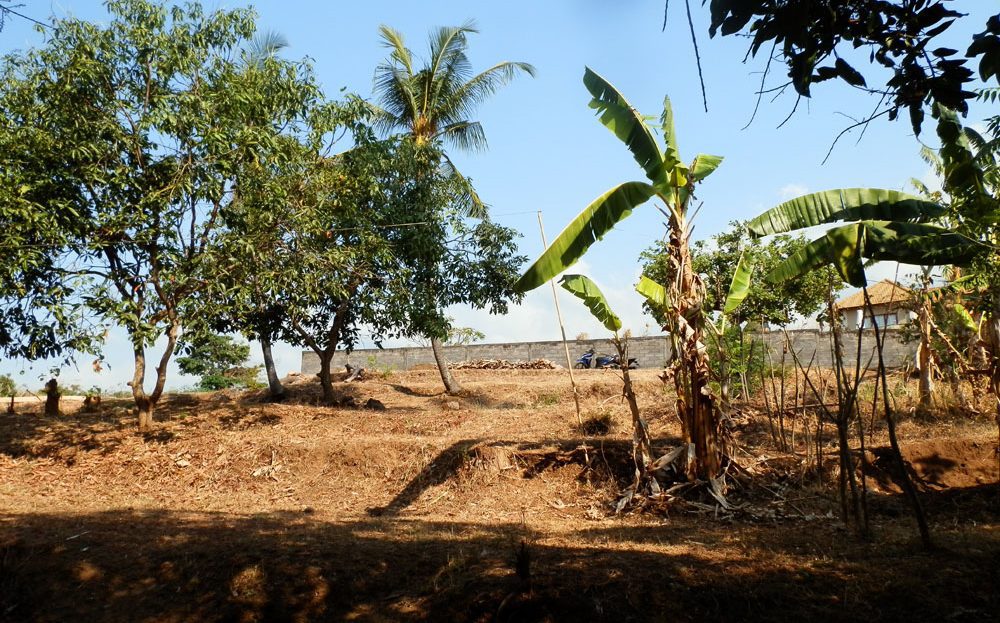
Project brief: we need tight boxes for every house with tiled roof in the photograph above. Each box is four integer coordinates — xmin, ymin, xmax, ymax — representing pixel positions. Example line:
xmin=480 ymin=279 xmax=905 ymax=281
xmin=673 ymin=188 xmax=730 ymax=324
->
xmin=835 ymin=279 xmax=916 ymax=329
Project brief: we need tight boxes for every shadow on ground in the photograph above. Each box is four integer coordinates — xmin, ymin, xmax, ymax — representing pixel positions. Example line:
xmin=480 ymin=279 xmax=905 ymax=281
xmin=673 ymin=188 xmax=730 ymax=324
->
xmin=2 ymin=509 xmax=998 ymax=622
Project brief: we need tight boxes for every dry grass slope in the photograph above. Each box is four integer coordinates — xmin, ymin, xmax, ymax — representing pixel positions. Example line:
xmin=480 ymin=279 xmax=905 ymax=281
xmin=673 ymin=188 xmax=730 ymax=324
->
xmin=0 ymin=368 xmax=997 ymax=622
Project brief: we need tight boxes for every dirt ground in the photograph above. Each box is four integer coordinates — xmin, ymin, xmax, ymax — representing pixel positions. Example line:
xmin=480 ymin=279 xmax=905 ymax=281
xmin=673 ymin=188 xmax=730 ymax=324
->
xmin=0 ymin=368 xmax=998 ymax=622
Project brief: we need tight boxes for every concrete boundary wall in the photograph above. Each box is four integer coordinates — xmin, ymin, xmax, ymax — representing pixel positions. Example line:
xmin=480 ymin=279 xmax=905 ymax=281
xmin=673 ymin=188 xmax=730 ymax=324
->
xmin=300 ymin=329 xmax=916 ymax=374
xmin=301 ymin=336 xmax=670 ymax=375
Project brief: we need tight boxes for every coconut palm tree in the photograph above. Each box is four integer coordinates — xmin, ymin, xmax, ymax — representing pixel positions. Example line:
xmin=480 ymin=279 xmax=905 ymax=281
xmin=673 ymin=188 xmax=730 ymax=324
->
xmin=371 ymin=21 xmax=534 ymax=393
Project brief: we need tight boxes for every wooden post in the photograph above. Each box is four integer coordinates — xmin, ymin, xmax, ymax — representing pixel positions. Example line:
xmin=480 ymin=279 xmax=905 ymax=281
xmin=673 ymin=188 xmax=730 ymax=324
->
xmin=537 ymin=211 xmax=584 ymax=427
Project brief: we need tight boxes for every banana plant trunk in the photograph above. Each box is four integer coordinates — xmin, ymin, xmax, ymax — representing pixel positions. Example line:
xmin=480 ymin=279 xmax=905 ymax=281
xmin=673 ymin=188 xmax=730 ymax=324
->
xmin=666 ymin=216 xmax=722 ymax=481
xmin=917 ymin=298 xmax=934 ymax=410
xmin=431 ymin=336 xmax=462 ymax=394
xmin=982 ymin=302 xmax=1000 ymax=481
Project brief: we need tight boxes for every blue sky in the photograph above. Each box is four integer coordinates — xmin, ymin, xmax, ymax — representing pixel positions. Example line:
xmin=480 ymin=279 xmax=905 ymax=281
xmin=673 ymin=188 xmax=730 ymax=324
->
xmin=1 ymin=0 xmax=996 ymax=391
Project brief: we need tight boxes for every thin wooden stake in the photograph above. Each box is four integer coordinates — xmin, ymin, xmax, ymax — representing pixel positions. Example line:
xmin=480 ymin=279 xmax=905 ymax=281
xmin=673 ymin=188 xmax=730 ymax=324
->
xmin=537 ymin=211 xmax=584 ymax=428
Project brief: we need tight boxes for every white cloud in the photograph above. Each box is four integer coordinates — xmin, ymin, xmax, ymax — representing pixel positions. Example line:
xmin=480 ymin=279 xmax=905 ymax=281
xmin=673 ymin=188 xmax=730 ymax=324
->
xmin=778 ymin=183 xmax=809 ymax=200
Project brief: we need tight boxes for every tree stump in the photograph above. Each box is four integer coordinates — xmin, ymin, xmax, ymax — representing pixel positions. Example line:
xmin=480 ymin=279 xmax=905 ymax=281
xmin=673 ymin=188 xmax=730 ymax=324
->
xmin=44 ymin=379 xmax=60 ymax=416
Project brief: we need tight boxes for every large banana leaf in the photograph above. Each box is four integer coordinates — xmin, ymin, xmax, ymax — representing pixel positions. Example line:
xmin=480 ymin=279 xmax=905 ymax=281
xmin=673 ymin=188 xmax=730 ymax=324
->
xmin=723 ymin=252 xmax=753 ymax=314
xmin=861 ymin=221 xmax=982 ymax=266
xmin=953 ymin=304 xmax=978 ymax=333
xmin=690 ymin=154 xmax=724 ymax=184
xmin=560 ymin=274 xmax=622 ymax=333
xmin=767 ymin=223 xmax=866 ymax=287
xmin=514 ymin=181 xmax=656 ymax=292
xmin=767 ymin=220 xmax=981 ymax=288
xmin=748 ymin=188 xmax=945 ymax=237
xmin=584 ymin=67 xmax=667 ymax=188
xmin=636 ymin=275 xmax=669 ymax=309
xmin=659 ymin=95 xmax=682 ymax=172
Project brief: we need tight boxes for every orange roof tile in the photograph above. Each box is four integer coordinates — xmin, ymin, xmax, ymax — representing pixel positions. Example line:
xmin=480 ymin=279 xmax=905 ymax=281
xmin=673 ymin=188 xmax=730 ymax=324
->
xmin=835 ymin=279 xmax=911 ymax=310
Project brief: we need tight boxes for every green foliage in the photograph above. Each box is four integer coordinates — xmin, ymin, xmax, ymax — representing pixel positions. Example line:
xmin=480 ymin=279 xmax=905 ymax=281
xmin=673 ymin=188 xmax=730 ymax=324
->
xmin=707 ymin=1 xmax=997 ymax=134
xmin=370 ymin=22 xmax=530 ymax=349
xmin=723 ymin=253 xmax=753 ymax=315
xmin=706 ymin=324 xmax=765 ymax=399
xmin=177 ymin=334 xmax=260 ymax=391
xmin=641 ymin=222 xmax=840 ymax=326
xmin=0 ymin=374 xmax=15 ymax=397
xmin=0 ymin=0 xmax=323 ymax=422
xmin=371 ymin=21 xmax=535 ymax=152
xmin=516 ymin=68 xmax=725 ymax=293
xmin=445 ymin=325 xmax=485 ymax=346
xmin=928 ymin=105 xmax=1000 ymax=314
xmin=515 ymin=182 xmax=655 ymax=292
xmin=196 ymin=369 xmax=262 ymax=392
xmin=178 ymin=334 xmax=251 ymax=378
xmin=747 ymin=189 xmax=945 ymax=237
xmin=748 ymin=188 xmax=979 ymax=288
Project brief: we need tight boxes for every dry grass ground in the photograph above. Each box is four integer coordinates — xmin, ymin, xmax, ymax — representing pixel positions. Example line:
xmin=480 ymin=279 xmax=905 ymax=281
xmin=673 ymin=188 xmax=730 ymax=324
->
xmin=0 ymin=368 xmax=997 ymax=622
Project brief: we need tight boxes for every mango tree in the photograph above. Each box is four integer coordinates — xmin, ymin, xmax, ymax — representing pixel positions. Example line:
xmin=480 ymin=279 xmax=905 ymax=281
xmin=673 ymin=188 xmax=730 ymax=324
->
xmin=516 ymin=68 xmax=726 ymax=482
xmin=0 ymin=0 xmax=322 ymax=430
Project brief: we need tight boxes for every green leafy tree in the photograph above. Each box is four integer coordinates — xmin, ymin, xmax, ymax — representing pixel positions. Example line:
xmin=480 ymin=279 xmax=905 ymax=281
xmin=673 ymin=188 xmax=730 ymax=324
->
xmin=641 ymin=222 xmax=840 ymax=327
xmin=516 ymin=68 xmax=728 ymax=482
xmin=177 ymin=334 xmax=259 ymax=391
xmin=191 ymin=31 xmax=322 ymax=403
xmin=0 ymin=0 xmax=321 ymax=430
xmin=444 ymin=323 xmax=485 ymax=346
xmin=0 ymin=374 xmax=15 ymax=398
xmin=370 ymin=21 xmax=534 ymax=394
xmin=222 ymin=122 xmax=440 ymax=404
xmin=389 ymin=174 xmax=525 ymax=382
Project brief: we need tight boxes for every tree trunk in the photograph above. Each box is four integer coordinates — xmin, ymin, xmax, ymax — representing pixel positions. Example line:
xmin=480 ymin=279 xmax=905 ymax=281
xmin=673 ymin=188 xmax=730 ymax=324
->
xmin=136 ymin=396 xmax=154 ymax=432
xmin=918 ymin=298 xmax=934 ymax=410
xmin=260 ymin=337 xmax=285 ymax=401
xmin=44 ymin=379 xmax=59 ymax=416
xmin=318 ymin=352 xmax=335 ymax=403
xmin=131 ymin=344 xmax=152 ymax=432
xmin=431 ymin=336 xmax=462 ymax=394
xmin=131 ymin=320 xmax=181 ymax=433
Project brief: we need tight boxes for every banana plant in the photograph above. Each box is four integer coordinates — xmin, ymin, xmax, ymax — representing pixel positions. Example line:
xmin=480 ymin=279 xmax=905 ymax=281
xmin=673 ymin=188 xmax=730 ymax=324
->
xmin=559 ymin=274 xmax=652 ymax=479
xmin=746 ymin=187 xmax=980 ymax=549
xmin=516 ymin=68 xmax=726 ymax=482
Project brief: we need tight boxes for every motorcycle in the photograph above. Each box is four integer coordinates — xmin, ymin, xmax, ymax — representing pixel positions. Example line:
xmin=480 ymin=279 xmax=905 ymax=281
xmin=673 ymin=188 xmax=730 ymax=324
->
xmin=600 ymin=353 xmax=639 ymax=369
xmin=574 ymin=349 xmax=638 ymax=369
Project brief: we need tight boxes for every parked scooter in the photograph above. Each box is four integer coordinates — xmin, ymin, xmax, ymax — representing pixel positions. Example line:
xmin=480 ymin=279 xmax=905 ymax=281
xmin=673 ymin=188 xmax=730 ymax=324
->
xmin=600 ymin=354 xmax=639 ymax=369
xmin=574 ymin=348 xmax=638 ymax=369
xmin=574 ymin=348 xmax=597 ymax=369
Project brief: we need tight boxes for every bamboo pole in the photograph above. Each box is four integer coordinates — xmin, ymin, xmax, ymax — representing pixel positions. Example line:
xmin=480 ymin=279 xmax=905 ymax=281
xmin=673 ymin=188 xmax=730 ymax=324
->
xmin=536 ymin=211 xmax=584 ymax=427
